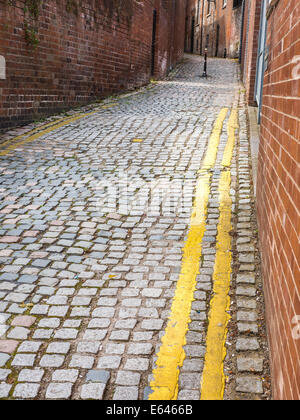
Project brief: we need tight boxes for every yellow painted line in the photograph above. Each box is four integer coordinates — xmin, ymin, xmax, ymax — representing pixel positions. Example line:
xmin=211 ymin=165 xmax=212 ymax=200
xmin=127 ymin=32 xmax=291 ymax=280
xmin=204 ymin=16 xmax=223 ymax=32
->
xmin=101 ymin=103 xmax=118 ymax=109
xmin=221 ymin=109 xmax=239 ymax=167
xmin=201 ymin=108 xmax=229 ymax=171
xmin=0 ymin=102 xmax=120 ymax=156
xmin=0 ymin=110 xmax=99 ymax=157
xmin=149 ymin=108 xmax=228 ymax=400
xmin=0 ymin=115 xmax=78 ymax=149
xmin=132 ymin=138 xmax=144 ymax=143
xmin=200 ymin=109 xmax=238 ymax=400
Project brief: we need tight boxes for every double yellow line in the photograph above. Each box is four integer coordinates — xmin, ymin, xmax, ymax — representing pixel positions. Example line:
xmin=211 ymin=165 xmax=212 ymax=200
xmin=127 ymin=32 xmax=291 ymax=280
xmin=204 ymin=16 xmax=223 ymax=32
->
xmin=149 ymin=108 xmax=238 ymax=401
xmin=0 ymin=103 xmax=118 ymax=157
xmin=201 ymin=109 xmax=238 ymax=400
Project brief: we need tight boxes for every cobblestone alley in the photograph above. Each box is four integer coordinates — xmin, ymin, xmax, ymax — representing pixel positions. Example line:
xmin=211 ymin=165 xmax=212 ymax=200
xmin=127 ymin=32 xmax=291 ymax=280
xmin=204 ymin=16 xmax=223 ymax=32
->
xmin=0 ymin=55 xmax=271 ymax=401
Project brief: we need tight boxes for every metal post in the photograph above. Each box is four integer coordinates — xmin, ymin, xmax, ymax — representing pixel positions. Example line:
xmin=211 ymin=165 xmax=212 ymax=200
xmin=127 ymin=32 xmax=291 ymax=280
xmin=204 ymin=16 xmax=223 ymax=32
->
xmin=202 ymin=48 xmax=208 ymax=78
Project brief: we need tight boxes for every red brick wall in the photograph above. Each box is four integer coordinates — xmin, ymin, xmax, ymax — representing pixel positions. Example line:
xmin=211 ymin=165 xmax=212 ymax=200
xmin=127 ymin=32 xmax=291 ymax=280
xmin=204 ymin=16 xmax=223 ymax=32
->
xmin=241 ymin=0 xmax=262 ymax=105
xmin=171 ymin=0 xmax=187 ymax=64
xmin=256 ymin=0 xmax=300 ymax=400
xmin=184 ymin=0 xmax=196 ymax=53
xmin=0 ymin=0 xmax=186 ymax=130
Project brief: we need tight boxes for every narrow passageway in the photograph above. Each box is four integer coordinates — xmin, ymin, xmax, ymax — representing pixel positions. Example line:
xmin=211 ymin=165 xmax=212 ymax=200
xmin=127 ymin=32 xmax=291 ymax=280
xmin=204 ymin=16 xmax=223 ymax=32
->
xmin=0 ymin=54 xmax=270 ymax=400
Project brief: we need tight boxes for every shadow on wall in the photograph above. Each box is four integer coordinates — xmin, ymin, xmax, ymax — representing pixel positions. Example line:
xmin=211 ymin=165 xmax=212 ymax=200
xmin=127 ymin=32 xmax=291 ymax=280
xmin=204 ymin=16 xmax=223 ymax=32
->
xmin=189 ymin=4 xmax=242 ymax=59
xmin=186 ymin=15 xmax=238 ymax=59
xmin=201 ymin=16 xmax=227 ymax=58
xmin=202 ymin=16 xmax=240 ymax=58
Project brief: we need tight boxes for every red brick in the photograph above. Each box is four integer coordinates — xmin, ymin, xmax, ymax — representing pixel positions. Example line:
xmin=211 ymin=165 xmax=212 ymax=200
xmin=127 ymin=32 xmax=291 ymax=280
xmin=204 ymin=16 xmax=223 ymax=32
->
xmin=242 ymin=0 xmax=300 ymax=400
xmin=0 ymin=0 xmax=187 ymax=130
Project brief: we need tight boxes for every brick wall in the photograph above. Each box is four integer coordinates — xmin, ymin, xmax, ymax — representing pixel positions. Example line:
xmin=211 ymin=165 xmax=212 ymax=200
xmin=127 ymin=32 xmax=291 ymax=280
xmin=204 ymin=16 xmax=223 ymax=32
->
xmin=185 ymin=0 xmax=243 ymax=58
xmin=256 ymin=0 xmax=300 ymax=400
xmin=0 ymin=0 xmax=186 ymax=130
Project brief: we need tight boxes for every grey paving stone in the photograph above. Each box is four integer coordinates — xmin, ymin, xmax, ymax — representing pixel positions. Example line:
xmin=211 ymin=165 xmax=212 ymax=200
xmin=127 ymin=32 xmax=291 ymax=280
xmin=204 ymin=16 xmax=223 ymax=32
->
xmin=139 ymin=305 xmax=160 ymax=318
xmin=115 ymin=319 xmax=137 ymax=329
xmin=97 ymin=356 xmax=121 ymax=369
xmin=12 ymin=354 xmax=35 ymax=367
xmin=18 ymin=369 xmax=45 ymax=383
xmin=236 ymin=274 xmax=255 ymax=284
xmin=77 ymin=342 xmax=101 ymax=354
xmin=18 ymin=275 xmax=38 ymax=284
xmin=237 ymin=322 xmax=259 ymax=334
xmin=105 ymin=343 xmax=125 ymax=355
xmin=182 ymin=358 xmax=204 ymax=372
xmin=236 ymin=286 xmax=256 ymax=297
xmin=109 ymin=330 xmax=130 ymax=341
xmin=7 ymin=327 xmax=30 ymax=340
xmin=83 ymin=330 xmax=107 ymax=341
xmin=184 ymin=345 xmax=205 ymax=358
xmin=141 ymin=319 xmax=164 ymax=330
xmin=237 ymin=310 xmax=257 ymax=322
xmin=46 ymin=342 xmax=71 ymax=354
xmin=236 ymin=376 xmax=263 ymax=394
xmin=38 ymin=318 xmax=60 ymax=328
xmin=13 ymin=383 xmax=40 ymax=399
xmin=92 ymin=308 xmax=115 ymax=318
xmin=81 ymin=383 xmax=106 ymax=400
xmin=237 ymin=357 xmax=264 ymax=373
xmin=88 ymin=318 xmax=111 ymax=329
xmin=0 ymin=369 xmax=11 ymax=381
xmin=52 ymin=369 xmax=79 ymax=383
xmin=97 ymin=297 xmax=118 ymax=307
xmin=179 ymin=373 xmax=202 ymax=390
xmin=236 ymin=338 xmax=260 ymax=351
xmin=0 ymin=353 xmax=11 ymax=367
xmin=40 ymin=355 xmax=65 ymax=368
xmin=45 ymin=382 xmax=73 ymax=399
xmin=86 ymin=370 xmax=110 ymax=384
xmin=118 ymin=307 xmax=138 ymax=318
xmin=54 ymin=329 xmax=78 ymax=340
xmin=178 ymin=390 xmax=200 ymax=400
xmin=132 ymin=332 xmax=153 ymax=342
xmin=30 ymin=305 xmax=49 ymax=315
xmin=128 ymin=343 xmax=152 ymax=355
xmin=124 ymin=358 xmax=149 ymax=371
xmin=113 ymin=386 xmax=139 ymax=400
xmin=0 ymin=383 xmax=12 ymax=398
xmin=116 ymin=371 xmax=141 ymax=386
xmin=69 ymin=355 xmax=94 ymax=369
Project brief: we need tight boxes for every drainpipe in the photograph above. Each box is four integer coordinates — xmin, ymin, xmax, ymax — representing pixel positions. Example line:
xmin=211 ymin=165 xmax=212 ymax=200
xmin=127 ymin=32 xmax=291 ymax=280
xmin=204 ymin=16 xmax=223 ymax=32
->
xmin=239 ymin=0 xmax=246 ymax=64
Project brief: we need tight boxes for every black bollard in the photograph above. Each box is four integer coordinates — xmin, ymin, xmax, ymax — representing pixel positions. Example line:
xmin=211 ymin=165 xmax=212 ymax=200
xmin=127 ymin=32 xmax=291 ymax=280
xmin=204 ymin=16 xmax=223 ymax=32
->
xmin=202 ymin=48 xmax=208 ymax=78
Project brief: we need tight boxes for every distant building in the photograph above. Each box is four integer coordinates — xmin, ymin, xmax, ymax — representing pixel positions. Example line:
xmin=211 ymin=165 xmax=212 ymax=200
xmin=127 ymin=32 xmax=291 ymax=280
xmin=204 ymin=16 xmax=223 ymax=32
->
xmin=185 ymin=0 xmax=243 ymax=58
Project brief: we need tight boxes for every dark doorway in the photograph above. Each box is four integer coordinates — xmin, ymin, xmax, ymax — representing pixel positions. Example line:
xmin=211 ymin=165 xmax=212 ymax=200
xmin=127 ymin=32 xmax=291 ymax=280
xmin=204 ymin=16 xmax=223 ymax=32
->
xmin=151 ymin=9 xmax=157 ymax=76
xmin=191 ymin=17 xmax=195 ymax=53
xmin=215 ymin=24 xmax=220 ymax=57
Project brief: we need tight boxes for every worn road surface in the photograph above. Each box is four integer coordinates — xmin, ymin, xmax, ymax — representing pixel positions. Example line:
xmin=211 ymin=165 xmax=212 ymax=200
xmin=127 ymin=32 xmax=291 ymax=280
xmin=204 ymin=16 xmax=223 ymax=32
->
xmin=0 ymin=54 xmax=271 ymax=400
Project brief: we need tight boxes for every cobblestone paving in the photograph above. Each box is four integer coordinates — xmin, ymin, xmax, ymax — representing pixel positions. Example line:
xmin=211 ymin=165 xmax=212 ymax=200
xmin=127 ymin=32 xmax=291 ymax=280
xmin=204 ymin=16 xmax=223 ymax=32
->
xmin=0 ymin=54 xmax=270 ymax=400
